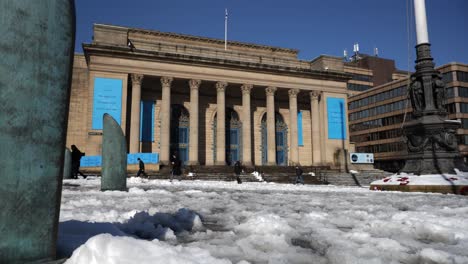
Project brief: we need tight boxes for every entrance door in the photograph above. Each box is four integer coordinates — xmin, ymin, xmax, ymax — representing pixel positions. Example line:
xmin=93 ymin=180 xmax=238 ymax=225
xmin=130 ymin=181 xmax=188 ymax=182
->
xmin=261 ymin=112 xmax=288 ymax=165
xmin=225 ymin=108 xmax=241 ymax=166
xmin=170 ymin=104 xmax=189 ymax=165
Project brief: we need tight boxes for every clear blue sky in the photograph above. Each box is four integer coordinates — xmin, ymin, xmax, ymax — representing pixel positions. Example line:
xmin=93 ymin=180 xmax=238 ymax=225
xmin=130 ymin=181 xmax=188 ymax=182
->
xmin=75 ymin=0 xmax=467 ymax=71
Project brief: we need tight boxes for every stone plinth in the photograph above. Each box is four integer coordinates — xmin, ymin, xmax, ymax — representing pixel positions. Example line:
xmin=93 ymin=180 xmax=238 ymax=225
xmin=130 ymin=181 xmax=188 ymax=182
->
xmin=370 ymin=173 xmax=468 ymax=195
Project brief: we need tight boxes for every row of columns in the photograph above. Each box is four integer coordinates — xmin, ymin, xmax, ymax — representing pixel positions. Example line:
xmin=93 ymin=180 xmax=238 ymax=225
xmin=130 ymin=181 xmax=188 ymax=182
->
xmin=128 ymin=73 xmax=323 ymax=166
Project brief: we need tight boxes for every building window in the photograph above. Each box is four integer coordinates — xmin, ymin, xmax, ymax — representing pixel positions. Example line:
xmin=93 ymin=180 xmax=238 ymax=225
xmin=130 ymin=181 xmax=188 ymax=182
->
xmin=461 ymin=103 xmax=468 ymax=113
xmin=446 ymin=87 xmax=454 ymax=98
xmin=462 ymin=119 xmax=468 ymax=129
xmin=351 ymin=74 xmax=373 ymax=82
xmin=458 ymin=135 xmax=468 ymax=145
xmin=459 ymin=87 xmax=468 ymax=98
xmin=456 ymin=71 xmax=468 ymax=82
xmin=446 ymin=103 xmax=457 ymax=114
xmin=442 ymin=71 xmax=453 ymax=83
xmin=348 ymin=83 xmax=372 ymax=91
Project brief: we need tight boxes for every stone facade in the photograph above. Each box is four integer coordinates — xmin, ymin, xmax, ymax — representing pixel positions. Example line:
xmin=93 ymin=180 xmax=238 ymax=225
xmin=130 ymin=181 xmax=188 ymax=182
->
xmin=66 ymin=24 xmax=352 ymax=168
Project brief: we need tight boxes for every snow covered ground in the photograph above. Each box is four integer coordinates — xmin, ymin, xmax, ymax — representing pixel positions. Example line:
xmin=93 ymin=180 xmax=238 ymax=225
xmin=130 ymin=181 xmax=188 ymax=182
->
xmin=59 ymin=177 xmax=468 ymax=264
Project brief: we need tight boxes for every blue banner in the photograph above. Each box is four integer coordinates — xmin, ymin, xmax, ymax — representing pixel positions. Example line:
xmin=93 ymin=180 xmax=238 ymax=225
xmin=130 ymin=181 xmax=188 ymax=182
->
xmin=297 ymin=111 xmax=304 ymax=146
xmin=81 ymin=153 xmax=159 ymax=167
xmin=92 ymin=77 xmax=123 ymax=129
xmin=327 ymin=97 xmax=346 ymax=139
xmin=140 ymin=100 xmax=155 ymax=142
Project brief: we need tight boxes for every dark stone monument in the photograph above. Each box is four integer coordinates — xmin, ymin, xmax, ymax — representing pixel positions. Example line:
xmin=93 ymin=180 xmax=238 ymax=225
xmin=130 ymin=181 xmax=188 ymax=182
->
xmin=63 ymin=148 xmax=72 ymax=179
xmin=0 ymin=0 xmax=75 ymax=263
xmin=401 ymin=45 xmax=463 ymax=174
xmin=101 ymin=114 xmax=128 ymax=191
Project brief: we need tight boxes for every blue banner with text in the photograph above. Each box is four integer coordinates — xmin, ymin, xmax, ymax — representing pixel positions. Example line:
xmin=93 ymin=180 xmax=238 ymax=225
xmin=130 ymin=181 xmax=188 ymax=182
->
xmin=92 ymin=77 xmax=123 ymax=129
xmin=81 ymin=153 xmax=159 ymax=167
xmin=327 ymin=97 xmax=346 ymax=139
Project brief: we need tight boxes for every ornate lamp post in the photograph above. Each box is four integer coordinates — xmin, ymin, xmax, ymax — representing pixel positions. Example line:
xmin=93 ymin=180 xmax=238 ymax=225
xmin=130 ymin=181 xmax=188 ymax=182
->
xmin=401 ymin=0 xmax=465 ymax=175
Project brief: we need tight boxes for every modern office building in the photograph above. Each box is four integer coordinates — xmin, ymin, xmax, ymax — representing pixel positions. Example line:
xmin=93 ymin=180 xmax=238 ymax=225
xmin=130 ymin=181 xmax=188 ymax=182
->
xmin=67 ymin=24 xmax=353 ymax=168
xmin=348 ymin=62 xmax=468 ymax=171
xmin=344 ymin=53 xmax=408 ymax=95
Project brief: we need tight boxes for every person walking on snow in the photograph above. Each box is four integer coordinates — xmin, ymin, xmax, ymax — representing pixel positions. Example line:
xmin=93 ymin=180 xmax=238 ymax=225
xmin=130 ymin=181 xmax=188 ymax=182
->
xmin=71 ymin=144 xmax=86 ymax=179
xmin=137 ymin=158 xmax=148 ymax=178
xmin=234 ymin=160 xmax=243 ymax=184
xmin=295 ymin=166 xmax=304 ymax=184
xmin=170 ymin=153 xmax=182 ymax=182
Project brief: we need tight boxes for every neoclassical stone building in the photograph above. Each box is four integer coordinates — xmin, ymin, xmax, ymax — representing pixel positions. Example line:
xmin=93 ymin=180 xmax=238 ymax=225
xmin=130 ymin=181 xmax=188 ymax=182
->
xmin=67 ymin=24 xmax=352 ymax=167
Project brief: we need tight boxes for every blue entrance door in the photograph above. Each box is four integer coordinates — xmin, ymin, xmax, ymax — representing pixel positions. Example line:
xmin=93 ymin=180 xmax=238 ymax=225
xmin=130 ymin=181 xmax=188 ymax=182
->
xmin=227 ymin=128 xmax=239 ymax=165
xmin=276 ymin=130 xmax=286 ymax=165
xmin=261 ymin=112 xmax=288 ymax=165
xmin=225 ymin=108 xmax=241 ymax=166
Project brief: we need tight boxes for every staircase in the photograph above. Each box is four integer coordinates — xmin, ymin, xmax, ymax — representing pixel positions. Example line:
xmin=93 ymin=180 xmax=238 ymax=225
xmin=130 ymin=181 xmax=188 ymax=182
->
xmin=149 ymin=165 xmax=330 ymax=184
xmin=322 ymin=169 xmax=392 ymax=186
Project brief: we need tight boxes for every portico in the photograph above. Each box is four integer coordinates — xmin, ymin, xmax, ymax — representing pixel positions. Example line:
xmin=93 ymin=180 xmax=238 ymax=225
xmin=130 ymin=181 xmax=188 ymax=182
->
xmin=68 ymin=24 xmax=352 ymax=168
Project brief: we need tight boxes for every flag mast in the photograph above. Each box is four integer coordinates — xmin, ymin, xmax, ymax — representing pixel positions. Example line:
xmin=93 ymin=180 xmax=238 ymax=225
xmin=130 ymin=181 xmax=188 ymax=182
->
xmin=224 ymin=8 xmax=228 ymax=50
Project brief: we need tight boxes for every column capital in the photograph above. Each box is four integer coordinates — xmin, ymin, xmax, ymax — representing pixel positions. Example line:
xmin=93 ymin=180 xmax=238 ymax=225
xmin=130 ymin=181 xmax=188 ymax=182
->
xmin=265 ymin=86 xmax=277 ymax=96
xmin=215 ymin=81 xmax=228 ymax=92
xmin=161 ymin=76 xmax=173 ymax=87
xmin=310 ymin=90 xmax=321 ymax=100
xmin=241 ymin=84 xmax=253 ymax=94
xmin=131 ymin=73 xmax=144 ymax=86
xmin=189 ymin=79 xmax=201 ymax=90
xmin=288 ymin=88 xmax=300 ymax=98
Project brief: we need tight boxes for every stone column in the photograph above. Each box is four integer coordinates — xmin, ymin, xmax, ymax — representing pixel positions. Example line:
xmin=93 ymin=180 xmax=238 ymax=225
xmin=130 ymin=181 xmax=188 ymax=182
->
xmin=266 ymin=86 xmax=277 ymax=165
xmin=288 ymin=88 xmax=300 ymax=165
xmin=188 ymin=79 xmax=201 ymax=165
xmin=215 ymin=81 xmax=228 ymax=165
xmin=241 ymin=84 xmax=253 ymax=166
xmin=129 ymin=74 xmax=143 ymax=153
xmin=310 ymin=91 xmax=322 ymax=165
xmin=160 ymin=76 xmax=173 ymax=165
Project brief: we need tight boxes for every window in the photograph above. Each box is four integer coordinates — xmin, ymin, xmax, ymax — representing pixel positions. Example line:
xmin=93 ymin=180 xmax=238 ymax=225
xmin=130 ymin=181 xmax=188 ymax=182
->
xmin=446 ymin=87 xmax=454 ymax=98
xmin=459 ymin=87 xmax=468 ymax=98
xmin=351 ymin=74 xmax=373 ymax=82
xmin=457 ymin=71 xmax=468 ymax=82
xmin=461 ymin=103 xmax=468 ymax=113
xmin=462 ymin=119 xmax=468 ymax=129
xmin=447 ymin=103 xmax=457 ymax=114
xmin=348 ymin=83 xmax=372 ymax=91
xmin=442 ymin=72 xmax=453 ymax=83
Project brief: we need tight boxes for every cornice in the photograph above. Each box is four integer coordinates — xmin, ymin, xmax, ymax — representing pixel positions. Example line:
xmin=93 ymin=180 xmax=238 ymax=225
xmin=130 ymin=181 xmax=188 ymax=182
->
xmin=82 ymin=43 xmax=351 ymax=83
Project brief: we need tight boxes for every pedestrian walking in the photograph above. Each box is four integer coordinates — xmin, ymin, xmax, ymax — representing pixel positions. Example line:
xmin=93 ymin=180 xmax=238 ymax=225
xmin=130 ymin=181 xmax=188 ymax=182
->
xmin=295 ymin=166 xmax=304 ymax=184
xmin=71 ymin=145 xmax=86 ymax=179
xmin=137 ymin=158 xmax=148 ymax=178
xmin=234 ymin=160 xmax=242 ymax=184
xmin=170 ymin=153 xmax=182 ymax=182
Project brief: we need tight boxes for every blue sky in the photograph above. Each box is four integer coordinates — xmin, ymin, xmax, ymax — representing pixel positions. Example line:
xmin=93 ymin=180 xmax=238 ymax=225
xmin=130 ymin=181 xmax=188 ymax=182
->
xmin=75 ymin=0 xmax=467 ymax=70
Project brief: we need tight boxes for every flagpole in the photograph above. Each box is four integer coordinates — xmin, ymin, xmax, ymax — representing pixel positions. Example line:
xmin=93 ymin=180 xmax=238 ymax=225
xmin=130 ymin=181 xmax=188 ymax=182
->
xmin=224 ymin=8 xmax=228 ymax=50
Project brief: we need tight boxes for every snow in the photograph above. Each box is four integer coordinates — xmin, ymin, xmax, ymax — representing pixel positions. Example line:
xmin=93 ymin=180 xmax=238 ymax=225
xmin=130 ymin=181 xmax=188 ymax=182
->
xmin=250 ymin=171 xmax=264 ymax=182
xmin=371 ymin=170 xmax=468 ymax=186
xmin=59 ymin=177 xmax=468 ymax=264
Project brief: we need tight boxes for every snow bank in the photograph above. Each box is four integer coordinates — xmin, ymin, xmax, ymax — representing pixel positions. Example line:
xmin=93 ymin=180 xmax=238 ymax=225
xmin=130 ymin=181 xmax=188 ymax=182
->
xmin=65 ymin=234 xmax=231 ymax=264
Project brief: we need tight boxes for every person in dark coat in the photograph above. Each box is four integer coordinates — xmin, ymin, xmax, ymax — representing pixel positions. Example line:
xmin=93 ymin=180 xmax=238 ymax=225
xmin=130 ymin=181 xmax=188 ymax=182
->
xmin=295 ymin=166 xmax=304 ymax=184
xmin=71 ymin=145 xmax=86 ymax=179
xmin=170 ymin=153 xmax=182 ymax=182
xmin=137 ymin=158 xmax=148 ymax=178
xmin=234 ymin=161 xmax=242 ymax=184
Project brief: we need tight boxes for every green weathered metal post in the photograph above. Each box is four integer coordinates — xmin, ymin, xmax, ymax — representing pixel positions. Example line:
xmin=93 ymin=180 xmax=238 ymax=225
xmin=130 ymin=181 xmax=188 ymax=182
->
xmin=63 ymin=148 xmax=72 ymax=179
xmin=101 ymin=113 xmax=128 ymax=191
xmin=0 ymin=0 xmax=75 ymax=263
